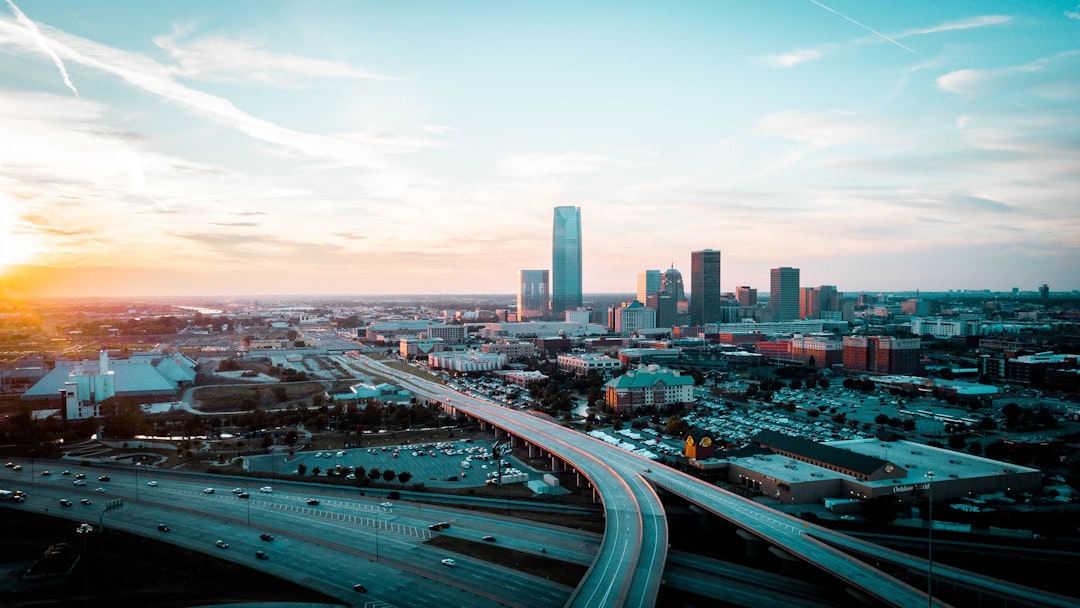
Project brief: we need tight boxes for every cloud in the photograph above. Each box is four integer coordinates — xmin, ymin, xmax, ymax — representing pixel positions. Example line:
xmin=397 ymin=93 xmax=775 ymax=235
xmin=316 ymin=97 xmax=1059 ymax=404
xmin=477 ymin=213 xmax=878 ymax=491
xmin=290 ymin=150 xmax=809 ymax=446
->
xmin=1066 ymin=5 xmax=1080 ymax=20
xmin=937 ymin=50 xmax=1080 ymax=97
xmin=497 ymin=152 xmax=621 ymax=178
xmin=152 ymin=23 xmax=392 ymax=85
xmin=762 ymin=8 xmax=1010 ymax=68
xmin=759 ymin=45 xmax=835 ymax=68
xmin=4 ymin=0 xmax=78 ymax=95
xmin=420 ymin=124 xmax=454 ymax=134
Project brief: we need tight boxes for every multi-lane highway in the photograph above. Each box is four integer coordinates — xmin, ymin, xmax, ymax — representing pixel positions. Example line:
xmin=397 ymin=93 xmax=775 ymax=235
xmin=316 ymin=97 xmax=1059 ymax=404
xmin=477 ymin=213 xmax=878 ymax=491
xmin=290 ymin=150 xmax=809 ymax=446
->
xmin=356 ymin=355 xmax=943 ymax=608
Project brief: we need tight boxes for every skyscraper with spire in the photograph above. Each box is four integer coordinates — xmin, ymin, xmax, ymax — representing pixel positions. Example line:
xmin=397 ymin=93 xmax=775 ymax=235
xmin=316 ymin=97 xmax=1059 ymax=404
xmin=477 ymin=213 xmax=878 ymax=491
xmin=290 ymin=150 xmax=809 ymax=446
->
xmin=552 ymin=206 xmax=582 ymax=320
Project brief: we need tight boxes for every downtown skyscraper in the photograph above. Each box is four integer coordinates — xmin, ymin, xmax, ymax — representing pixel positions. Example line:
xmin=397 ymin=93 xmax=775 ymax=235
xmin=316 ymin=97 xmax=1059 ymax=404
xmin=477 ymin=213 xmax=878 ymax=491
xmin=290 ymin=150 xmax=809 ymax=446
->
xmin=517 ymin=269 xmax=549 ymax=320
xmin=690 ymin=249 xmax=722 ymax=325
xmin=770 ymin=266 xmax=801 ymax=321
xmin=552 ymin=206 xmax=582 ymax=320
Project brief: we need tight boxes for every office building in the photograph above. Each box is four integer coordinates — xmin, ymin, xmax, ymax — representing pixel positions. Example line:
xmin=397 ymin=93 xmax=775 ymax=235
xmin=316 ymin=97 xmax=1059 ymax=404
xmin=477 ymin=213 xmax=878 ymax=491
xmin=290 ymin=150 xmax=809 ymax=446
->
xmin=736 ymin=286 xmax=757 ymax=307
xmin=517 ymin=269 xmax=549 ymax=320
xmin=552 ymin=206 xmax=583 ymax=320
xmin=690 ymin=249 xmax=722 ymax=325
xmin=654 ymin=267 xmax=685 ymax=328
xmin=770 ymin=266 xmax=800 ymax=321
xmin=637 ymin=270 xmax=661 ymax=305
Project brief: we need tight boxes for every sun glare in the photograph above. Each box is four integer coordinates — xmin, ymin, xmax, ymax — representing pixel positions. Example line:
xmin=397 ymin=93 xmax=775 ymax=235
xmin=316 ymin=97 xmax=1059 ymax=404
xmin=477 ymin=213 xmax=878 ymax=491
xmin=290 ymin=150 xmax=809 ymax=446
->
xmin=0 ymin=203 xmax=40 ymax=270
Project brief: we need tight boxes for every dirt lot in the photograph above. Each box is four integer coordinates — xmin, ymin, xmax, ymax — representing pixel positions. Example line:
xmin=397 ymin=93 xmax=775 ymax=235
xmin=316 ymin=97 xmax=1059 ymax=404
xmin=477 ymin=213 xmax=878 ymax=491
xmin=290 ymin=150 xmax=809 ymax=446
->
xmin=192 ymin=381 xmax=325 ymax=412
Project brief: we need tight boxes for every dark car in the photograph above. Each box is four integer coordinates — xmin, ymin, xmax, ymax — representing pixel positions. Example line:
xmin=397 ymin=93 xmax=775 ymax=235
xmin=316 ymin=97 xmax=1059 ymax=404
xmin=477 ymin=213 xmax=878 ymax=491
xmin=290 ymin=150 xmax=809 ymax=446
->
xmin=255 ymin=550 xmax=268 ymax=560
xmin=158 ymin=523 xmax=170 ymax=532
xmin=80 ymin=498 xmax=93 ymax=505
xmin=238 ymin=492 xmax=250 ymax=498
xmin=59 ymin=499 xmax=73 ymax=507
xmin=260 ymin=533 xmax=274 ymax=541
xmin=98 ymin=475 xmax=111 ymax=482
xmin=353 ymin=584 xmax=367 ymax=593
xmin=428 ymin=522 xmax=451 ymax=531
xmin=307 ymin=499 xmax=320 ymax=506
xmin=482 ymin=535 xmax=496 ymax=542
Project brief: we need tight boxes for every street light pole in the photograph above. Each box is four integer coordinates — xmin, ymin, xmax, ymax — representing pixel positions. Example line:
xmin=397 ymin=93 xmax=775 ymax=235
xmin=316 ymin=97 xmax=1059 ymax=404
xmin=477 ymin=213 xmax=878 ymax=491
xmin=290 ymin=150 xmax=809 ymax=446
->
xmin=926 ymin=470 xmax=935 ymax=608
xmin=76 ymin=523 xmax=93 ymax=608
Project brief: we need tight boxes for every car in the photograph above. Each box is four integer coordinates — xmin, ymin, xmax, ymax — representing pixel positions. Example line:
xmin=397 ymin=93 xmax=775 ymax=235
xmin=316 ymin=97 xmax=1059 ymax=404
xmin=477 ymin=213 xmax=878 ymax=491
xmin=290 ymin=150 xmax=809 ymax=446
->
xmin=12 ymin=465 xmax=21 ymax=471
xmin=255 ymin=550 xmax=268 ymax=560
xmin=74 ymin=473 xmax=86 ymax=479
xmin=147 ymin=480 xmax=158 ymax=487
xmin=260 ymin=534 xmax=274 ymax=541
xmin=215 ymin=540 xmax=229 ymax=549
xmin=3 ymin=462 xmax=12 ymax=468
xmin=98 ymin=475 xmax=110 ymax=482
xmin=73 ymin=479 xmax=86 ymax=486
xmin=482 ymin=535 xmax=496 ymax=542
xmin=203 ymin=488 xmax=215 ymax=494
xmin=157 ymin=523 xmax=170 ymax=532
xmin=307 ymin=499 xmax=320 ymax=506
xmin=61 ymin=470 xmax=71 ymax=476
xmin=238 ymin=492 xmax=250 ymax=499
xmin=94 ymin=487 xmax=106 ymax=493
xmin=259 ymin=486 xmax=273 ymax=493
xmin=40 ymin=470 xmax=51 ymax=477
xmin=80 ymin=498 xmax=92 ymax=505
xmin=429 ymin=522 xmax=450 ymax=531
xmin=380 ymin=501 xmax=393 ymax=508
xmin=441 ymin=558 xmax=457 ymax=567
xmin=352 ymin=584 xmax=367 ymax=593
xmin=232 ymin=487 xmax=244 ymax=494
xmin=642 ymin=468 xmax=652 ymax=473
xmin=59 ymin=499 xmax=73 ymax=507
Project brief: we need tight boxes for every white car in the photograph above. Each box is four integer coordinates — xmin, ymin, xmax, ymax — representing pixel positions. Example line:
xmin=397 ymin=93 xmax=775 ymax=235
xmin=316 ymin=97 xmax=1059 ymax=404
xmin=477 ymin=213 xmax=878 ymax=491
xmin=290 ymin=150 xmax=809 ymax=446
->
xmin=203 ymin=488 xmax=215 ymax=494
xmin=259 ymin=486 xmax=273 ymax=493
xmin=147 ymin=480 xmax=158 ymax=487
xmin=380 ymin=501 xmax=393 ymax=508
xmin=73 ymin=479 xmax=86 ymax=486
xmin=231 ymin=487 xmax=243 ymax=494
xmin=441 ymin=558 xmax=457 ymax=567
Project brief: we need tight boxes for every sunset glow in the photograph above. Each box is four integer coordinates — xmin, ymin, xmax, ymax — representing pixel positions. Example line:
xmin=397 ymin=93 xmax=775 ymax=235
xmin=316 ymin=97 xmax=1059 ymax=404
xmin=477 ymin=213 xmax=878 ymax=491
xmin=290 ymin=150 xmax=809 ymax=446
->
xmin=0 ymin=1 xmax=1077 ymax=298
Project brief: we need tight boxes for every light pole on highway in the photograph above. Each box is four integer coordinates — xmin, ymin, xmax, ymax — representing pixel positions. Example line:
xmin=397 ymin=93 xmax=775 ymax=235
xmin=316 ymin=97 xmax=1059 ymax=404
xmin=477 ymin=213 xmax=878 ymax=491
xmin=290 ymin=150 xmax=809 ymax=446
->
xmin=926 ymin=470 xmax=935 ymax=608
xmin=76 ymin=523 xmax=93 ymax=608
xmin=134 ymin=461 xmax=140 ymax=502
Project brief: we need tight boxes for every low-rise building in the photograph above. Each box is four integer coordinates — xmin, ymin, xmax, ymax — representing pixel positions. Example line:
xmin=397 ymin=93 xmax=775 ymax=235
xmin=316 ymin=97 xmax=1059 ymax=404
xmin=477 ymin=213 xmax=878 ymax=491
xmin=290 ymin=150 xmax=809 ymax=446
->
xmin=603 ymin=365 xmax=694 ymax=412
xmin=558 ymin=353 xmax=622 ymax=377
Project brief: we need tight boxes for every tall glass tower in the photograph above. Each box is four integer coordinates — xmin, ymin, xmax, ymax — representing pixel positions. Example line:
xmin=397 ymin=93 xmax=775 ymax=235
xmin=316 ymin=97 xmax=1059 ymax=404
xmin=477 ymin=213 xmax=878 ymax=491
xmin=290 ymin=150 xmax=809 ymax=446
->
xmin=552 ymin=206 xmax=582 ymax=320
xmin=770 ymin=266 xmax=801 ymax=321
xmin=690 ymin=249 xmax=722 ymax=325
xmin=517 ymin=269 xmax=549 ymax=320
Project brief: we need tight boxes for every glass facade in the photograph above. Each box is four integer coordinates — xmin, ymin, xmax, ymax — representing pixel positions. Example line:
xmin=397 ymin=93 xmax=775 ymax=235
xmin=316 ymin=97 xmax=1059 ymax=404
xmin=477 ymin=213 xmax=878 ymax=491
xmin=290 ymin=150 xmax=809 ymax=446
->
xmin=690 ymin=249 xmax=722 ymax=325
xmin=770 ymin=266 xmax=801 ymax=321
xmin=517 ymin=269 xmax=549 ymax=320
xmin=552 ymin=206 xmax=582 ymax=320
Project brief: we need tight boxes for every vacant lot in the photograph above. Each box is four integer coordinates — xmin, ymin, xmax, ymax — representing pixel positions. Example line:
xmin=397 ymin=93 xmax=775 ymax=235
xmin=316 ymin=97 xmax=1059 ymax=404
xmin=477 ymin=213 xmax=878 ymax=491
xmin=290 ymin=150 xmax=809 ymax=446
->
xmin=192 ymin=381 xmax=325 ymax=412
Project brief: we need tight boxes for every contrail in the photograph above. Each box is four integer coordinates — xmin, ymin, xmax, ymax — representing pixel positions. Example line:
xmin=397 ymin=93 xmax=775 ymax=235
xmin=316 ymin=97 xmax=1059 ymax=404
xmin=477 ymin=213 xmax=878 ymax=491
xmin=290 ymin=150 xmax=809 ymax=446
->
xmin=809 ymin=0 xmax=923 ymax=58
xmin=5 ymin=0 xmax=79 ymax=95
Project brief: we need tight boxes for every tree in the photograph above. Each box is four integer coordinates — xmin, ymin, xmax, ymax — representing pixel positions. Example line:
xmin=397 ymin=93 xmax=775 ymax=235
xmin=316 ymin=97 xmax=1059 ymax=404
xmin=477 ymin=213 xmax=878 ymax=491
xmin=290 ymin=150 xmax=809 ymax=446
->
xmin=948 ymin=435 xmax=966 ymax=449
xmin=397 ymin=471 xmax=412 ymax=485
xmin=297 ymin=463 xmax=307 ymax=476
xmin=790 ymin=378 xmax=803 ymax=390
xmin=382 ymin=469 xmax=397 ymax=483
xmin=368 ymin=467 xmax=381 ymax=482
xmin=312 ymin=466 xmax=321 ymax=477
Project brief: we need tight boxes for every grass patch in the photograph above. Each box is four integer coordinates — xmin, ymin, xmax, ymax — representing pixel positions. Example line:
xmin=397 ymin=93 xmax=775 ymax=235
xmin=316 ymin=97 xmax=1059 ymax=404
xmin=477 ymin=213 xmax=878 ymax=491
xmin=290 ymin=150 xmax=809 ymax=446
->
xmin=382 ymin=361 xmax=446 ymax=385
xmin=191 ymin=381 xmax=324 ymax=412
xmin=425 ymin=534 xmax=587 ymax=588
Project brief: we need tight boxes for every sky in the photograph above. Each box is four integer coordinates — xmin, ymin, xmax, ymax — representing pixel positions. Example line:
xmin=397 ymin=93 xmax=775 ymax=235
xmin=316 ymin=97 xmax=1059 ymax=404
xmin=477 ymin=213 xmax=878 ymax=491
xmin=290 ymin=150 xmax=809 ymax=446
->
xmin=0 ymin=0 xmax=1078 ymax=299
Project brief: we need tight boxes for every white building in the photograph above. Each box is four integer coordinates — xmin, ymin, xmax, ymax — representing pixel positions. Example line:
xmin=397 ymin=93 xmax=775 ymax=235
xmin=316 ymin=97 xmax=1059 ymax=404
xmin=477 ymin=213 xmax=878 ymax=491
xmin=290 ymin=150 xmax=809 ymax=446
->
xmin=557 ymin=353 xmax=622 ymax=377
xmin=428 ymin=352 xmax=508 ymax=373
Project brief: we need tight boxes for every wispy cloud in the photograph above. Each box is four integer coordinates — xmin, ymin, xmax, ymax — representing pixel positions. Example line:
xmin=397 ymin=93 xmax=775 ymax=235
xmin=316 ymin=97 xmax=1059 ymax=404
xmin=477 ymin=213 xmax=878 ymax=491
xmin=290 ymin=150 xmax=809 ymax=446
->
xmin=153 ymin=23 xmax=392 ymax=85
xmin=497 ymin=152 xmax=622 ymax=178
xmin=808 ymin=0 xmax=923 ymax=58
xmin=760 ymin=44 xmax=836 ymax=68
xmin=1066 ymin=5 xmax=1080 ymax=20
xmin=937 ymin=50 xmax=1080 ymax=96
xmin=896 ymin=14 xmax=1012 ymax=37
xmin=4 ymin=0 xmax=77 ymax=95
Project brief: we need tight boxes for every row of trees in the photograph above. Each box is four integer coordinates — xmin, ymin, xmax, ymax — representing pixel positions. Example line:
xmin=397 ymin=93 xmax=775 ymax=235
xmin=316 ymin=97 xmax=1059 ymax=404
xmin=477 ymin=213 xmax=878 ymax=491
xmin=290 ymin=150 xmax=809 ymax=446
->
xmin=294 ymin=463 xmax=413 ymax=486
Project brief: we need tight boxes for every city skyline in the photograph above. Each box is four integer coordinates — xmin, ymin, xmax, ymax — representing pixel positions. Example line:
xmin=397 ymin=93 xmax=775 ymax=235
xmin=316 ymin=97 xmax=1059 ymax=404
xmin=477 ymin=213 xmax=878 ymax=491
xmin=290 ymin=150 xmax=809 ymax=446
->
xmin=1 ymin=1 xmax=1078 ymax=298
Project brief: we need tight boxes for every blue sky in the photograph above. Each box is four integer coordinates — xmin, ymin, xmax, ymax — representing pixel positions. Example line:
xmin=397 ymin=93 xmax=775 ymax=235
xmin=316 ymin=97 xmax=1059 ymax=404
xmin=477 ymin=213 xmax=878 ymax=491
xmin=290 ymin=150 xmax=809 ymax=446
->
xmin=1 ymin=0 xmax=1077 ymax=297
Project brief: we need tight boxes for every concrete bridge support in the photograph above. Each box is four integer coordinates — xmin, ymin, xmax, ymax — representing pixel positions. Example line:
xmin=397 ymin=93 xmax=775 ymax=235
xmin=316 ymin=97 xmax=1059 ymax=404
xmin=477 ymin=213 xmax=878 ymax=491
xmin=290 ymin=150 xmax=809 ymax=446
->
xmin=736 ymin=529 xmax=765 ymax=560
xmin=768 ymin=546 xmax=802 ymax=577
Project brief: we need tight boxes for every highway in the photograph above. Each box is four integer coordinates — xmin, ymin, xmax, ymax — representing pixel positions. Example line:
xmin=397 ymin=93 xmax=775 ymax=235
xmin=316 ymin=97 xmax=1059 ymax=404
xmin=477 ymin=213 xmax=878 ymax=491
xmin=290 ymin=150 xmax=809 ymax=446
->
xmin=356 ymin=354 xmax=941 ymax=608
xmin=3 ymin=464 xmax=578 ymax=607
